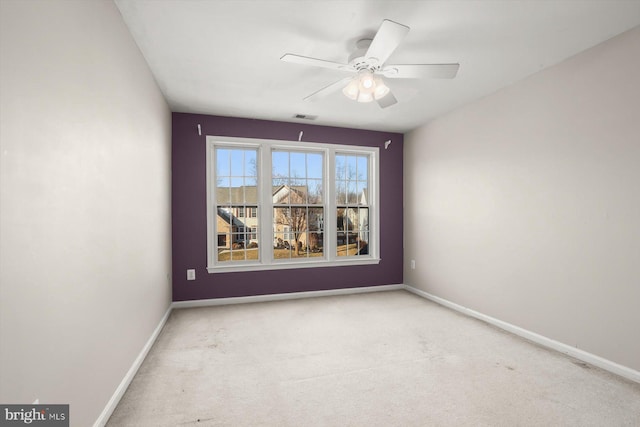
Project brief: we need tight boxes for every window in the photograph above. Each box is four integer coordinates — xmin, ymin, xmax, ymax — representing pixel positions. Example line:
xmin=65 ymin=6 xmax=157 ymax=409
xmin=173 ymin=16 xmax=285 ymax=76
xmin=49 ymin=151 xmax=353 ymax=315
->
xmin=213 ymin=147 xmax=258 ymax=262
xmin=336 ymin=154 xmax=369 ymax=257
xmin=207 ymin=136 xmax=379 ymax=273
xmin=272 ymin=150 xmax=324 ymax=259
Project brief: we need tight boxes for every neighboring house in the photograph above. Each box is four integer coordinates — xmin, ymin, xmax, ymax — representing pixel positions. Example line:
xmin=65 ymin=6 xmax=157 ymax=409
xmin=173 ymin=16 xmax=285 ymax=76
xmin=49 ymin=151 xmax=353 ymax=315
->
xmin=337 ymin=188 xmax=369 ymax=247
xmin=217 ymin=184 xmax=369 ymax=252
xmin=216 ymin=207 xmax=249 ymax=250
xmin=216 ymin=186 xmax=258 ymax=250
xmin=272 ymin=184 xmax=322 ymax=250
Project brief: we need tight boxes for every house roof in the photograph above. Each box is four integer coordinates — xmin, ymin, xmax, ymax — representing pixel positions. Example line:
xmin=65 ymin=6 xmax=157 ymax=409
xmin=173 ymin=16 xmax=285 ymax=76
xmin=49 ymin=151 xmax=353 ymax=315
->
xmin=272 ymin=185 xmax=309 ymax=204
xmin=217 ymin=185 xmax=310 ymax=205
xmin=216 ymin=208 xmax=246 ymax=228
xmin=216 ymin=186 xmax=258 ymax=204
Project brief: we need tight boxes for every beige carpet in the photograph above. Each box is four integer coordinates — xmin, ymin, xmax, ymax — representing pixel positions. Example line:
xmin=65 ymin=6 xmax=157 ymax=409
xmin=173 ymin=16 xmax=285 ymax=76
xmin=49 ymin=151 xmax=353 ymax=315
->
xmin=107 ymin=290 xmax=640 ymax=426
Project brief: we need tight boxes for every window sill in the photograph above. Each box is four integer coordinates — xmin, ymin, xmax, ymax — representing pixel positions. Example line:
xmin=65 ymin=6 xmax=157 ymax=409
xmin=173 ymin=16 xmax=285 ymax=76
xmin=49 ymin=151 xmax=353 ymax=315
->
xmin=206 ymin=257 xmax=381 ymax=274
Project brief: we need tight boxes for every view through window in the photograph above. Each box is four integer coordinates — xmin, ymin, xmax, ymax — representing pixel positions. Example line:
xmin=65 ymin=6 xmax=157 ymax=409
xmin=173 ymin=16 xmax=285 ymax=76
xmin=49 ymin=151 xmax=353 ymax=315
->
xmin=272 ymin=150 xmax=324 ymax=259
xmin=336 ymin=154 xmax=369 ymax=257
xmin=214 ymin=147 xmax=259 ymax=262
xmin=207 ymin=137 xmax=379 ymax=272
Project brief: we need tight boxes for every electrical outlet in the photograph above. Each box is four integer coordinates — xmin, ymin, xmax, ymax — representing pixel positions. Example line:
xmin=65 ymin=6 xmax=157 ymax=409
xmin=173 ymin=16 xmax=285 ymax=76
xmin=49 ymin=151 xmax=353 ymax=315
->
xmin=411 ymin=260 xmax=416 ymax=270
xmin=186 ymin=269 xmax=196 ymax=280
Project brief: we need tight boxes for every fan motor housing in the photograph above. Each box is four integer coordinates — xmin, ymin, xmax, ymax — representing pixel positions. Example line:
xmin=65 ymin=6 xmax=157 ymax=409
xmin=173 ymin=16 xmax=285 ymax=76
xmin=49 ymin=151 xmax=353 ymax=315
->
xmin=348 ymin=39 xmax=380 ymax=71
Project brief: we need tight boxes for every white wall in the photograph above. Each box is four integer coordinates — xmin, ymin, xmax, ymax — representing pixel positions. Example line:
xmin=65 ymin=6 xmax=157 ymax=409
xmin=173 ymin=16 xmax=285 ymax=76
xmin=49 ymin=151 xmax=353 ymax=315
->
xmin=0 ymin=1 xmax=172 ymax=425
xmin=404 ymin=27 xmax=640 ymax=372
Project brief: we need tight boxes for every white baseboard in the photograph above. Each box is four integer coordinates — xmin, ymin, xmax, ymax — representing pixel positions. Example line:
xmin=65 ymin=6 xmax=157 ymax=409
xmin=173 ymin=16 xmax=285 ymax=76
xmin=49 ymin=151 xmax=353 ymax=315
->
xmin=172 ymin=284 xmax=404 ymax=309
xmin=93 ymin=305 xmax=173 ymax=427
xmin=404 ymin=284 xmax=640 ymax=384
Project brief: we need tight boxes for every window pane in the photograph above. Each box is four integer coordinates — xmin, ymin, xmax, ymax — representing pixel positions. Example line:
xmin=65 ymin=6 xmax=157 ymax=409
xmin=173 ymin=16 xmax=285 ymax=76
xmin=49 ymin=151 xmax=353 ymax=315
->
xmin=216 ymin=178 xmax=231 ymax=204
xmin=244 ymin=182 xmax=257 ymax=204
xmin=290 ymin=152 xmax=306 ymax=178
xmin=356 ymin=156 xmax=368 ymax=180
xmin=336 ymin=207 xmax=369 ymax=257
xmin=216 ymin=149 xmax=230 ymax=177
xmin=336 ymin=208 xmax=347 ymax=256
xmin=357 ymin=181 xmax=368 ymax=205
xmin=346 ymin=208 xmax=368 ymax=231
xmin=214 ymin=146 xmax=259 ymax=264
xmin=347 ymin=181 xmax=358 ymax=204
xmin=273 ymin=207 xmax=290 ymax=227
xmin=346 ymin=156 xmax=357 ymax=180
xmin=308 ymin=207 xmax=323 ymax=231
xmin=336 ymin=181 xmax=346 ymax=205
xmin=335 ymin=155 xmax=346 ymax=180
xmin=336 ymin=208 xmax=346 ymax=231
xmin=307 ymin=153 xmax=323 ymax=179
xmin=217 ymin=250 xmax=229 ymax=262
xmin=288 ymin=176 xmax=304 ymax=187
xmin=354 ymin=208 xmax=369 ymax=256
xmin=345 ymin=208 xmax=356 ymax=231
xmin=290 ymin=178 xmax=306 ymax=200
xmin=230 ymin=150 xmax=244 ymax=176
xmin=291 ymin=231 xmax=307 ymax=257
xmin=308 ymin=179 xmax=323 ymax=204
xmin=308 ymin=232 xmax=323 ymax=256
xmin=245 ymin=150 xmax=257 ymax=176
xmin=272 ymin=151 xmax=289 ymax=178
xmin=273 ymin=181 xmax=289 ymax=204
xmin=230 ymin=178 xmax=244 ymax=203
xmin=358 ymin=232 xmax=369 ymax=255
xmin=292 ymin=182 xmax=308 ymax=204
xmin=273 ymin=232 xmax=291 ymax=258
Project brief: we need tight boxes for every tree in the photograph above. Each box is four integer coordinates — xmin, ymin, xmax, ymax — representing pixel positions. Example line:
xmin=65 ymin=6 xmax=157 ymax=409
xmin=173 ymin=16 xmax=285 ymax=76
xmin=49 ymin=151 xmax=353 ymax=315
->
xmin=273 ymin=186 xmax=308 ymax=256
xmin=272 ymin=162 xmax=323 ymax=256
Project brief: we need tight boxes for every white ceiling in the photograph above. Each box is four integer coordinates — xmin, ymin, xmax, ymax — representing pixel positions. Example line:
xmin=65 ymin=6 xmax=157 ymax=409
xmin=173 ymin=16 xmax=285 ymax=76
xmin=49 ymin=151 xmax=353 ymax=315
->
xmin=115 ymin=0 xmax=640 ymax=133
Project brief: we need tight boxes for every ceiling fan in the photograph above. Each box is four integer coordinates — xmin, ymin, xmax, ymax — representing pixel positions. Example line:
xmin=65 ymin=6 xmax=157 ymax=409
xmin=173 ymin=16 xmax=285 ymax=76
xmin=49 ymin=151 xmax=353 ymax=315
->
xmin=281 ymin=19 xmax=460 ymax=108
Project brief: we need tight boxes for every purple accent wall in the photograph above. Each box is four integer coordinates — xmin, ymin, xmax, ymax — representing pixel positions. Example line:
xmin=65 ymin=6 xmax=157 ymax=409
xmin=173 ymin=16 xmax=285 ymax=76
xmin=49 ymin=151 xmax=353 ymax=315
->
xmin=172 ymin=113 xmax=403 ymax=301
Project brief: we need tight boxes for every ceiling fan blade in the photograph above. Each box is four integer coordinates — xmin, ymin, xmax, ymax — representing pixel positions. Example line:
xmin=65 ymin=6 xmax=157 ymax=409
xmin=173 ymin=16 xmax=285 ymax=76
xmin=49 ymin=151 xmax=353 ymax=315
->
xmin=281 ymin=54 xmax=352 ymax=72
xmin=376 ymin=90 xmax=397 ymax=108
xmin=380 ymin=63 xmax=460 ymax=79
xmin=304 ymin=77 xmax=352 ymax=101
xmin=365 ymin=20 xmax=410 ymax=66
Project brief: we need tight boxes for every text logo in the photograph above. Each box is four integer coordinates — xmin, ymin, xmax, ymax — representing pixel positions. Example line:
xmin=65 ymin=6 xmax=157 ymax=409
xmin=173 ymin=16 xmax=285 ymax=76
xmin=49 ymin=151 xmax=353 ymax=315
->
xmin=0 ymin=405 xmax=68 ymax=426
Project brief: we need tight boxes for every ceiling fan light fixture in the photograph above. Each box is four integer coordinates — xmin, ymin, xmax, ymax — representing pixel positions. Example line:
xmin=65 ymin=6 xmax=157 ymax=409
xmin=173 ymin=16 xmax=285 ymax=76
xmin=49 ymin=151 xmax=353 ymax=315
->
xmin=357 ymin=91 xmax=374 ymax=103
xmin=373 ymin=77 xmax=390 ymax=100
xmin=359 ymin=70 xmax=375 ymax=90
xmin=342 ymin=79 xmax=359 ymax=100
xmin=343 ymin=71 xmax=388 ymax=103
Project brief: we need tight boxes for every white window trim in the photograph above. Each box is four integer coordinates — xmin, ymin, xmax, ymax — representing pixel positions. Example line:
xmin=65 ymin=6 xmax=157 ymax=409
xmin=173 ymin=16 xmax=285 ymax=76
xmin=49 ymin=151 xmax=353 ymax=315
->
xmin=206 ymin=136 xmax=380 ymax=274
